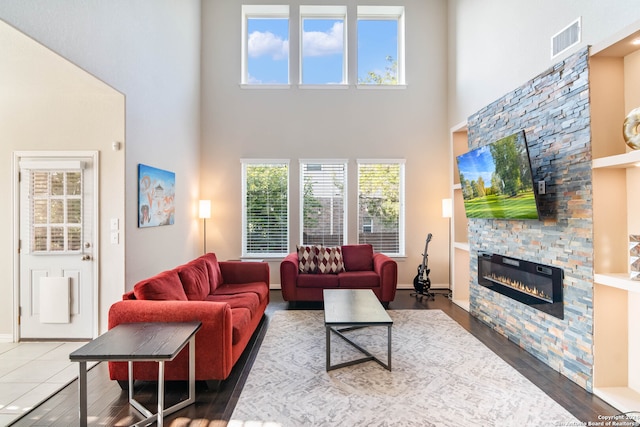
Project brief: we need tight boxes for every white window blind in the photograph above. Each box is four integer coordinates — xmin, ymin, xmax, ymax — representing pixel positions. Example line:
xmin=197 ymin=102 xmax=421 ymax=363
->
xmin=300 ymin=161 xmax=347 ymax=246
xmin=242 ymin=160 xmax=289 ymax=257
xmin=357 ymin=160 xmax=405 ymax=256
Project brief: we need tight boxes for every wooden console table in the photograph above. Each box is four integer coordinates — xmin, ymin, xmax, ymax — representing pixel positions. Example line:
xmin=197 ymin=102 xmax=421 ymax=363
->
xmin=69 ymin=321 xmax=201 ymax=427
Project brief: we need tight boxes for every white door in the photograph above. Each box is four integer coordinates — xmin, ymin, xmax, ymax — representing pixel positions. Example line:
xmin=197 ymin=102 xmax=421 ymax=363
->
xmin=18 ymin=154 xmax=97 ymax=339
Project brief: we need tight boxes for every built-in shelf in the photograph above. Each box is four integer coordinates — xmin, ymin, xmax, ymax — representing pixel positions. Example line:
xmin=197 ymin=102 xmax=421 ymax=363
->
xmin=590 ymin=31 xmax=640 ymax=414
xmin=594 ymin=273 xmax=640 ymax=293
xmin=450 ymin=121 xmax=469 ymax=312
xmin=592 ymin=150 xmax=640 ymax=169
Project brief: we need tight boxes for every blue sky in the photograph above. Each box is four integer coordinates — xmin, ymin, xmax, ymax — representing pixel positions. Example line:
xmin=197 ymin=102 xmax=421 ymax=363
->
xmin=247 ymin=18 xmax=398 ymax=84
xmin=457 ymin=146 xmax=495 ymax=184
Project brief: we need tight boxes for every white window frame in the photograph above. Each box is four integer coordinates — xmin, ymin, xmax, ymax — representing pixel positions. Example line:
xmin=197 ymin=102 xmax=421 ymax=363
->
xmin=241 ymin=5 xmax=291 ymax=88
xmin=299 ymin=159 xmax=348 ymax=246
xmin=241 ymin=159 xmax=290 ymax=258
xmin=299 ymin=5 xmax=348 ymax=88
xmin=356 ymin=5 xmax=406 ymax=88
xmin=357 ymin=159 xmax=405 ymax=256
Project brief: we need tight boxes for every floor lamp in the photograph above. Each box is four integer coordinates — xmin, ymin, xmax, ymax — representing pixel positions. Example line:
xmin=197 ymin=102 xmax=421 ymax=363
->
xmin=442 ymin=198 xmax=453 ymax=298
xmin=199 ymin=200 xmax=211 ymax=254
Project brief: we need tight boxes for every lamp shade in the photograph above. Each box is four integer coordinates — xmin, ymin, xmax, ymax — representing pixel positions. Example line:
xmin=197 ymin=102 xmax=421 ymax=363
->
xmin=199 ymin=200 xmax=211 ymax=219
xmin=442 ymin=198 xmax=452 ymax=218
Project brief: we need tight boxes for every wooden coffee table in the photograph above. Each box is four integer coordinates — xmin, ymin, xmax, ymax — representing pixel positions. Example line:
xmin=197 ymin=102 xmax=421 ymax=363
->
xmin=70 ymin=321 xmax=201 ymax=427
xmin=323 ymin=289 xmax=393 ymax=371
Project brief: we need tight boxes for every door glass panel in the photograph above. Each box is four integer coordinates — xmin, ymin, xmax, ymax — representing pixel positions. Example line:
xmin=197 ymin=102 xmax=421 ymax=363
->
xmin=67 ymin=199 xmax=81 ymax=223
xmin=51 ymin=172 xmax=64 ymax=196
xmin=50 ymin=227 xmax=64 ymax=251
xmin=50 ymin=199 xmax=64 ymax=223
xmin=32 ymin=172 xmax=49 ymax=196
xmin=33 ymin=227 xmax=47 ymax=251
xmin=33 ymin=200 xmax=48 ymax=224
xmin=68 ymin=227 xmax=81 ymax=250
xmin=67 ymin=172 xmax=81 ymax=195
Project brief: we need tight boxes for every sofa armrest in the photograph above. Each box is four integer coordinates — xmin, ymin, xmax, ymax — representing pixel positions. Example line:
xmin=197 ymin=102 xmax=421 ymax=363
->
xmin=279 ymin=253 xmax=299 ymax=301
xmin=219 ymin=261 xmax=270 ymax=285
xmin=373 ymin=253 xmax=398 ymax=302
xmin=108 ymin=299 xmax=234 ymax=380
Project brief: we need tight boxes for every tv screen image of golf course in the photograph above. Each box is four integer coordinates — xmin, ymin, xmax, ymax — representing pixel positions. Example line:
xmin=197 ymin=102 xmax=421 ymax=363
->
xmin=457 ymin=133 xmax=538 ymax=219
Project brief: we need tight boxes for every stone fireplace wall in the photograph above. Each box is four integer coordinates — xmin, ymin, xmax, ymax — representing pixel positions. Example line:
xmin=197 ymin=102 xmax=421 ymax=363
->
xmin=466 ymin=48 xmax=594 ymax=390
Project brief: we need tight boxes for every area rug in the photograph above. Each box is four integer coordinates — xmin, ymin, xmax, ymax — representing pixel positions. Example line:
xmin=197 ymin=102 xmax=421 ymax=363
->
xmin=229 ymin=310 xmax=580 ymax=427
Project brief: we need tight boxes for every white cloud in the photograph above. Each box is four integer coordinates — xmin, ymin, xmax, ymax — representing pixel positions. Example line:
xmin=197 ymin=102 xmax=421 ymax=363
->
xmin=248 ymin=31 xmax=289 ymax=60
xmin=303 ymin=22 xmax=343 ymax=57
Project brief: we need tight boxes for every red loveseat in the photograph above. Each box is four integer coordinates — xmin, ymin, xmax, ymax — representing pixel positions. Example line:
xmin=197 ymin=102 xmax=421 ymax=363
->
xmin=280 ymin=244 xmax=397 ymax=305
xmin=108 ymin=253 xmax=269 ymax=388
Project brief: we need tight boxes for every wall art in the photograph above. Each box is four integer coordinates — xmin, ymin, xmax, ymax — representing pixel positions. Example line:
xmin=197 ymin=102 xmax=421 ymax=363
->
xmin=138 ymin=164 xmax=175 ymax=227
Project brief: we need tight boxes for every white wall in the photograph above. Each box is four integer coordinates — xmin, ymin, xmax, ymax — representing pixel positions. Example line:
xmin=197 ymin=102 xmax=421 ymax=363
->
xmin=448 ymin=0 xmax=640 ymax=127
xmin=200 ymin=0 xmax=451 ymax=287
xmin=0 ymin=0 xmax=201 ymax=336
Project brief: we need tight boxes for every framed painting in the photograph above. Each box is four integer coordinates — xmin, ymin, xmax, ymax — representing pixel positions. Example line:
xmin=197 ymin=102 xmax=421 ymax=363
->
xmin=138 ymin=164 xmax=175 ymax=227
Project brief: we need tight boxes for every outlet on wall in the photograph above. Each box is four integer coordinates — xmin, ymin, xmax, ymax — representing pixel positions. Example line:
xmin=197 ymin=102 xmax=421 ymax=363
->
xmin=538 ymin=180 xmax=546 ymax=195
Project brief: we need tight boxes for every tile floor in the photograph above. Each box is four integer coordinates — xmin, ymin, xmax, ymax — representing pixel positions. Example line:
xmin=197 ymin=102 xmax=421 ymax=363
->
xmin=0 ymin=341 xmax=93 ymax=426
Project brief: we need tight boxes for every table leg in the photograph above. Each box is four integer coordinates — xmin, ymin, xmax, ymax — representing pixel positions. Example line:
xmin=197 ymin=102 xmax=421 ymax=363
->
xmin=188 ymin=335 xmax=195 ymax=401
xmin=158 ymin=361 xmax=165 ymax=427
xmin=387 ymin=324 xmax=392 ymax=371
xmin=326 ymin=325 xmax=331 ymax=371
xmin=128 ymin=361 xmax=134 ymax=402
xmin=78 ymin=361 xmax=87 ymax=427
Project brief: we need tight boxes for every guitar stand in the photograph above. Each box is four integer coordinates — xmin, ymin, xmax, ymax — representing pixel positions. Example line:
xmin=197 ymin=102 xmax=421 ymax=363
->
xmin=410 ymin=287 xmax=435 ymax=301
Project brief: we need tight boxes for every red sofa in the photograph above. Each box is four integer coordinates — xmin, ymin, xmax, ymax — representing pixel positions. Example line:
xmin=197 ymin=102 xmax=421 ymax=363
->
xmin=280 ymin=244 xmax=397 ymax=305
xmin=108 ymin=253 xmax=269 ymax=387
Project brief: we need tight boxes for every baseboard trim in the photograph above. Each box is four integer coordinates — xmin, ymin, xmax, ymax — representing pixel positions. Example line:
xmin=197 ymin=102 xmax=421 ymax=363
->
xmin=270 ymin=283 xmax=451 ymax=291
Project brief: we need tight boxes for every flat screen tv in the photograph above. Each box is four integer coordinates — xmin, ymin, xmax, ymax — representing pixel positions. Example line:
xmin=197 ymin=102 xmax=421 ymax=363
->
xmin=456 ymin=131 xmax=540 ymax=220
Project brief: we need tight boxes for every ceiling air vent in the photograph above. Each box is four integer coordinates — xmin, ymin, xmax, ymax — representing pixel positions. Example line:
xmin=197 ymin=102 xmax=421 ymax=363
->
xmin=551 ymin=17 xmax=581 ymax=59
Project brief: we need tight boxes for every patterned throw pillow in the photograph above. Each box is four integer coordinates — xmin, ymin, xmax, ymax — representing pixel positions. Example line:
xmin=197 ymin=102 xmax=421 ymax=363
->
xmin=297 ymin=245 xmax=318 ymax=273
xmin=317 ymin=246 xmax=345 ymax=274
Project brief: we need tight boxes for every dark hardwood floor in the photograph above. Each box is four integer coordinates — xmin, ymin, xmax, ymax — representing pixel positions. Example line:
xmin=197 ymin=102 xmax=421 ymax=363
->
xmin=11 ymin=290 xmax=627 ymax=426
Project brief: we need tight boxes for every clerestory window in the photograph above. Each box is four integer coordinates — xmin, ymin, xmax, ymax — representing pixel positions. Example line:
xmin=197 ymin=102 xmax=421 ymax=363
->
xmin=357 ymin=6 xmax=405 ymax=86
xmin=241 ymin=5 xmax=290 ymax=86
xmin=300 ymin=6 xmax=347 ymax=86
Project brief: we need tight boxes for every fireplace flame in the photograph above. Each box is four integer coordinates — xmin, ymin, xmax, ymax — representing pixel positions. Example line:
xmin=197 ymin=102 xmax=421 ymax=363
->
xmin=483 ymin=273 xmax=552 ymax=302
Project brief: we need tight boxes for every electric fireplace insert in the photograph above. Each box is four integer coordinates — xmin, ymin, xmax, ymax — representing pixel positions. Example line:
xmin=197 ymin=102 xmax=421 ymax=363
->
xmin=478 ymin=252 xmax=564 ymax=319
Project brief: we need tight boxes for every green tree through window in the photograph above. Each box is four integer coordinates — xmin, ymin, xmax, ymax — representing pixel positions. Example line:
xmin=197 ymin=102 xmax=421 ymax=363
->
xmin=243 ymin=163 xmax=288 ymax=255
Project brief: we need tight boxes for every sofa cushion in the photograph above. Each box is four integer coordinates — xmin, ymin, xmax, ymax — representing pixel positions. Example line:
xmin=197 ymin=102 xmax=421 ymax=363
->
xmin=133 ymin=270 xmax=188 ymax=301
xmin=201 ymin=253 xmax=224 ymax=292
xmin=341 ymin=244 xmax=374 ymax=271
xmin=317 ymin=246 xmax=345 ymax=274
xmin=338 ymin=271 xmax=380 ymax=288
xmin=177 ymin=258 xmax=210 ymax=301
xmin=214 ymin=282 xmax=269 ymax=304
xmin=297 ymin=245 xmax=319 ymax=273
xmin=206 ymin=292 xmax=260 ymax=316
xmin=297 ymin=273 xmax=340 ymax=288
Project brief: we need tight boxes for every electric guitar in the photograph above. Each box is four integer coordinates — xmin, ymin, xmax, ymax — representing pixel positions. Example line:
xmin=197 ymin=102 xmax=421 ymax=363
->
xmin=413 ymin=233 xmax=432 ymax=294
